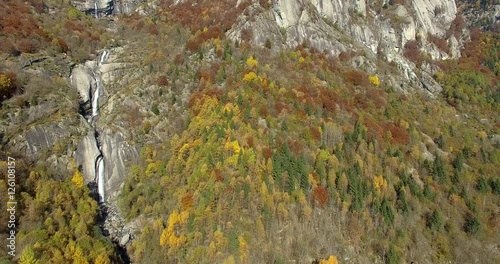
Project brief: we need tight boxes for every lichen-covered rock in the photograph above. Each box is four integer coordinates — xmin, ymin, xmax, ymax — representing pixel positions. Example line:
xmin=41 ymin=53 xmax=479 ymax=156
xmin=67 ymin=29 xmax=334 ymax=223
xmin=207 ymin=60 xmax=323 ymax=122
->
xmin=421 ymin=71 xmax=442 ymax=94
xmin=99 ymin=62 xmax=127 ymax=83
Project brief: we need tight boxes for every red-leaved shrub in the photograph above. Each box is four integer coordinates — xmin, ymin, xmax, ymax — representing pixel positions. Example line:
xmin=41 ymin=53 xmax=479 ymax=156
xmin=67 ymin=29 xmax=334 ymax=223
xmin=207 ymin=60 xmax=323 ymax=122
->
xmin=312 ymin=186 xmax=328 ymax=207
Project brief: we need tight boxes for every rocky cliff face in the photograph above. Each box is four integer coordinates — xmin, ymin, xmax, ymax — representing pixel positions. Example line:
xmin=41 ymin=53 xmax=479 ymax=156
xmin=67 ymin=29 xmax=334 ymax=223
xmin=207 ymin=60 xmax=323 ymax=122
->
xmin=226 ymin=0 xmax=463 ymax=92
xmin=458 ymin=1 xmax=500 ymax=32
xmin=71 ymin=0 xmax=144 ymax=16
xmin=99 ymin=129 xmax=139 ymax=200
xmin=2 ymin=56 xmax=89 ymax=177
xmin=3 ymin=44 xmax=142 ymax=210
xmin=71 ymin=0 xmax=114 ymax=16
xmin=70 ymin=47 xmax=140 ymax=201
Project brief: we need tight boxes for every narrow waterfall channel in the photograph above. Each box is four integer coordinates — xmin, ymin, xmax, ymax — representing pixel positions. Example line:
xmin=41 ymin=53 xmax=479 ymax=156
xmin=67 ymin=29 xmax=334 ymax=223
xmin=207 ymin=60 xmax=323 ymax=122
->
xmin=68 ymin=10 xmax=132 ymax=262
xmin=71 ymin=49 xmax=132 ymax=263
xmin=94 ymin=2 xmax=99 ymax=19
xmin=92 ymin=50 xmax=108 ymax=203
xmin=96 ymin=154 xmax=105 ymax=201
xmin=71 ymin=49 xmax=109 ymax=202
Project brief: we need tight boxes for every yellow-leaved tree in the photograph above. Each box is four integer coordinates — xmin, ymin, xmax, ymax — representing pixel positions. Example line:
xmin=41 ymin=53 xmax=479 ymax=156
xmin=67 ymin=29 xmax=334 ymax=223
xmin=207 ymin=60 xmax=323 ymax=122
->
xmin=238 ymin=236 xmax=248 ymax=263
xmin=319 ymin=255 xmax=339 ymax=264
xmin=0 ymin=73 xmax=15 ymax=99
xmin=72 ymin=246 xmax=89 ymax=264
xmin=0 ymin=74 xmax=11 ymax=90
xmin=160 ymin=209 xmax=189 ymax=249
xmin=71 ymin=170 xmax=84 ymax=188
xmin=94 ymin=253 xmax=111 ymax=264
xmin=368 ymin=75 xmax=380 ymax=87
xmin=246 ymin=56 xmax=258 ymax=68
xmin=19 ymin=246 xmax=39 ymax=264
xmin=373 ymin=175 xmax=388 ymax=193
xmin=224 ymin=140 xmax=241 ymax=154
xmin=243 ymin=72 xmax=258 ymax=82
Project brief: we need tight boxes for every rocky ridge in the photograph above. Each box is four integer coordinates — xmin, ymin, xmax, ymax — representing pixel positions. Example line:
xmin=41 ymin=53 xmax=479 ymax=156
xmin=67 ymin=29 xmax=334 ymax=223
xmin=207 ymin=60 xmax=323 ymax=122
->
xmin=459 ymin=2 xmax=500 ymax=32
xmin=225 ymin=0 xmax=464 ymax=92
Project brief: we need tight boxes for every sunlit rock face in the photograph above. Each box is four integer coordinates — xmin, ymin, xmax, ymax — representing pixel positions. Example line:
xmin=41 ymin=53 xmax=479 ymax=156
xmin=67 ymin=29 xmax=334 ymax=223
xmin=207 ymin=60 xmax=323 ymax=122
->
xmin=225 ymin=0 xmax=460 ymax=92
xmin=71 ymin=0 xmax=114 ymax=16
xmin=70 ymin=0 xmax=142 ymax=16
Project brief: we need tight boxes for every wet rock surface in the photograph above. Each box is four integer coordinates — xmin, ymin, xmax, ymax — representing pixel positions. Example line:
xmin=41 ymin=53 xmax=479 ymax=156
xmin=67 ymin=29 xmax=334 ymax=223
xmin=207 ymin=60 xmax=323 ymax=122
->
xmin=70 ymin=47 xmax=139 ymax=262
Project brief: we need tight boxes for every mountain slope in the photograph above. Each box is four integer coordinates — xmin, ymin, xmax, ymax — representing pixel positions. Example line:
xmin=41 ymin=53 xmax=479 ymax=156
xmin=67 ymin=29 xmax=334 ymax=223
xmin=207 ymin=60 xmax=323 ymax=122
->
xmin=0 ymin=0 xmax=498 ymax=263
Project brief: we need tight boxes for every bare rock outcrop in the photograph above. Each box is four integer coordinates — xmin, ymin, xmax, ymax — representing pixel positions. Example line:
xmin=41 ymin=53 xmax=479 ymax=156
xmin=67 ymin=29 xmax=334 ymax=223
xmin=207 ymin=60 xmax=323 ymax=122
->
xmin=75 ymin=132 xmax=101 ymax=182
xmin=71 ymin=0 xmax=114 ymax=16
xmin=227 ymin=0 xmax=462 ymax=93
xmin=71 ymin=0 xmax=144 ymax=16
xmin=100 ymin=129 xmax=139 ymax=201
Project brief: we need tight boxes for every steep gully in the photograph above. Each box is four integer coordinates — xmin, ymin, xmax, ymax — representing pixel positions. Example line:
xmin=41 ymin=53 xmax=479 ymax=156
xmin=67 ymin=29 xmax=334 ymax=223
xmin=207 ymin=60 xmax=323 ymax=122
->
xmin=75 ymin=48 xmax=131 ymax=263
xmin=71 ymin=21 xmax=131 ymax=261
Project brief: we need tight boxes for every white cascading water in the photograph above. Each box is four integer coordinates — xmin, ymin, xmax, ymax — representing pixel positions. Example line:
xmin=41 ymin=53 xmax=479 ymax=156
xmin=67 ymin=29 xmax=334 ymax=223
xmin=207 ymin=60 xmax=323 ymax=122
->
xmin=96 ymin=155 xmax=105 ymax=202
xmin=92 ymin=49 xmax=109 ymax=203
xmin=100 ymin=50 xmax=108 ymax=64
xmin=91 ymin=74 xmax=100 ymax=118
xmin=94 ymin=2 xmax=98 ymax=18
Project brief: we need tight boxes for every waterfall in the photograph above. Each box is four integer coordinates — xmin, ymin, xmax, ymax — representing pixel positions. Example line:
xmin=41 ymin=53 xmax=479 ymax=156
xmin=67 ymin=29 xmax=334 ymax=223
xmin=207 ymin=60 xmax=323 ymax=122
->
xmin=86 ymin=50 xmax=109 ymax=203
xmin=100 ymin=51 xmax=108 ymax=65
xmin=96 ymin=155 xmax=105 ymax=202
xmin=94 ymin=51 xmax=109 ymax=203
xmin=94 ymin=2 xmax=98 ymax=18
xmin=71 ymin=10 xmax=132 ymax=258
xmin=91 ymin=72 xmax=102 ymax=118
xmin=91 ymin=81 xmax=100 ymax=117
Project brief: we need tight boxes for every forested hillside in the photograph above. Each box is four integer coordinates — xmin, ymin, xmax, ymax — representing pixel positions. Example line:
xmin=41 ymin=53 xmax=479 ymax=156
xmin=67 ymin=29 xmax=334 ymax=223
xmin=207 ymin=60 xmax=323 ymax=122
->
xmin=0 ymin=0 xmax=498 ymax=263
xmin=120 ymin=30 xmax=499 ymax=263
